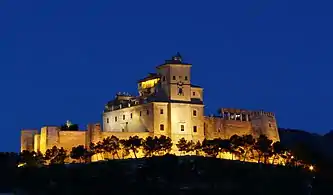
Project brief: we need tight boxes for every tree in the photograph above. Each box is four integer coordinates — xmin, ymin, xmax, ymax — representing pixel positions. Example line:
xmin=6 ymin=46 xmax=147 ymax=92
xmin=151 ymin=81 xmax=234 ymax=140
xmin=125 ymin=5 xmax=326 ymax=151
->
xmin=109 ymin=136 xmax=121 ymax=159
xmin=121 ymin=136 xmax=142 ymax=159
xmin=241 ymin=135 xmax=255 ymax=161
xmin=101 ymin=137 xmax=113 ymax=159
xmin=156 ymin=135 xmax=173 ymax=155
xmin=230 ymin=135 xmax=243 ymax=160
xmin=202 ymin=139 xmax=219 ymax=157
xmin=45 ymin=146 xmax=68 ymax=165
xmin=272 ymin=141 xmax=285 ymax=164
xmin=176 ymin=138 xmax=188 ymax=155
xmin=142 ymin=136 xmax=156 ymax=157
xmin=194 ymin=141 xmax=202 ymax=155
xmin=19 ymin=150 xmax=45 ymax=167
xmin=70 ymin=145 xmax=88 ymax=163
xmin=254 ymin=135 xmax=273 ymax=164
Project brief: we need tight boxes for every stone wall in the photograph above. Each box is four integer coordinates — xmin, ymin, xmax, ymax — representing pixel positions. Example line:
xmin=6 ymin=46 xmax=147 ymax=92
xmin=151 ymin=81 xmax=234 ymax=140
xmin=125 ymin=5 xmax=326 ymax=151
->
xmin=21 ymin=130 xmax=38 ymax=152
xmin=58 ymin=131 xmax=86 ymax=152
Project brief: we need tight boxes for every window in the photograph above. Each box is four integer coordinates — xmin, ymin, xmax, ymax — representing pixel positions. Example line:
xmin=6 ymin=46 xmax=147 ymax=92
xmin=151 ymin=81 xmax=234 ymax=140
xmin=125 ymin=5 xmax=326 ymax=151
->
xmin=147 ymin=110 xmax=149 ymax=115
xmin=180 ymin=125 xmax=184 ymax=131
xmin=163 ymin=76 xmax=166 ymax=81
xmin=193 ymin=126 xmax=197 ymax=132
xmin=179 ymin=76 xmax=182 ymax=79
xmin=160 ymin=109 xmax=164 ymax=114
xmin=123 ymin=115 xmax=125 ymax=120
xmin=173 ymin=76 xmax=176 ymax=80
xmin=130 ymin=113 xmax=133 ymax=119
xmin=106 ymin=118 xmax=109 ymax=123
xmin=140 ymin=111 xmax=142 ymax=116
xmin=185 ymin=76 xmax=188 ymax=80
xmin=193 ymin=110 xmax=197 ymax=116
xmin=269 ymin=123 xmax=271 ymax=127
xmin=115 ymin=117 xmax=117 ymax=122
xmin=192 ymin=91 xmax=196 ymax=96
xmin=160 ymin=124 xmax=164 ymax=131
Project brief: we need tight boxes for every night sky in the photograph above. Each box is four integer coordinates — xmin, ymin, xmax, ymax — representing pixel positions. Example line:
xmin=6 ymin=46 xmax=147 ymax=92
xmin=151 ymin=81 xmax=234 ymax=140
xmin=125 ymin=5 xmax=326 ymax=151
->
xmin=1 ymin=0 xmax=332 ymax=152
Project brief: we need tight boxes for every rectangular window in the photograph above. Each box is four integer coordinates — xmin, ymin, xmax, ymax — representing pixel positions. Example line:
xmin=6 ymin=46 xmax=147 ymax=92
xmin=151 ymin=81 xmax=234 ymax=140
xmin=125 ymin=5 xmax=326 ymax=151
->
xmin=193 ymin=126 xmax=197 ymax=132
xmin=181 ymin=125 xmax=184 ymax=131
xmin=115 ymin=117 xmax=117 ymax=122
xmin=163 ymin=76 xmax=166 ymax=81
xmin=193 ymin=110 xmax=197 ymax=116
xmin=130 ymin=113 xmax=133 ymax=119
xmin=185 ymin=76 xmax=188 ymax=80
xmin=106 ymin=118 xmax=109 ymax=123
xmin=147 ymin=110 xmax=149 ymax=115
xmin=192 ymin=91 xmax=196 ymax=96
xmin=173 ymin=76 xmax=176 ymax=80
xmin=123 ymin=115 xmax=125 ymax=120
xmin=160 ymin=124 xmax=164 ymax=131
xmin=140 ymin=111 xmax=142 ymax=116
xmin=160 ymin=109 xmax=164 ymax=114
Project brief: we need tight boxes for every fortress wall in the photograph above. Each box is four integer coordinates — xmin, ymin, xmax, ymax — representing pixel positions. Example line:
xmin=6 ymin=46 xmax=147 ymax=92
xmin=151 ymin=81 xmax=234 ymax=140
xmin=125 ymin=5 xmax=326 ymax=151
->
xmin=34 ymin=134 xmax=40 ymax=152
xmin=58 ymin=131 xmax=86 ymax=152
xmin=222 ymin=119 xmax=253 ymax=139
xmin=21 ymin=130 xmax=38 ymax=152
xmin=40 ymin=126 xmax=59 ymax=153
xmin=204 ymin=117 xmax=252 ymax=140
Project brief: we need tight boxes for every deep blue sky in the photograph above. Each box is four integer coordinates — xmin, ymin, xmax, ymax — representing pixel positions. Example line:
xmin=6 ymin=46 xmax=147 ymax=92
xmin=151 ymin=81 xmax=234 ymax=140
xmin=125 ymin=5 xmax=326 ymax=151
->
xmin=1 ymin=0 xmax=332 ymax=152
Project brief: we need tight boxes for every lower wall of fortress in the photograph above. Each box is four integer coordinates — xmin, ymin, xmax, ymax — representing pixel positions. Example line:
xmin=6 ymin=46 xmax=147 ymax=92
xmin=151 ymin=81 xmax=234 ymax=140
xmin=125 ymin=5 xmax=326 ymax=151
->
xmin=204 ymin=117 xmax=253 ymax=140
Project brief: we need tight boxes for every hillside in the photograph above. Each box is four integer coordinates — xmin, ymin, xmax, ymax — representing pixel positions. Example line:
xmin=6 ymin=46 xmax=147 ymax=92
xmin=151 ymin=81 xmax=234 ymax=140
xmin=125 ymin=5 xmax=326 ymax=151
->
xmin=16 ymin=156 xmax=313 ymax=195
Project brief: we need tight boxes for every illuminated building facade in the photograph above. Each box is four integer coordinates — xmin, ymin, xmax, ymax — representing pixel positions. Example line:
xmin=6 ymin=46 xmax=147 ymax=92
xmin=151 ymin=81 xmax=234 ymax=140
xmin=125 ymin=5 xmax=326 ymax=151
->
xmin=21 ymin=53 xmax=280 ymax=157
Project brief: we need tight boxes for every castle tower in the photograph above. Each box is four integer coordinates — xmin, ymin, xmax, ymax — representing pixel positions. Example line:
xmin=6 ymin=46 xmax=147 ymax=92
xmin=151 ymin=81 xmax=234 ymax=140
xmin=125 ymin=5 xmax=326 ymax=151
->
xmin=156 ymin=52 xmax=192 ymax=102
xmin=21 ymin=130 xmax=38 ymax=152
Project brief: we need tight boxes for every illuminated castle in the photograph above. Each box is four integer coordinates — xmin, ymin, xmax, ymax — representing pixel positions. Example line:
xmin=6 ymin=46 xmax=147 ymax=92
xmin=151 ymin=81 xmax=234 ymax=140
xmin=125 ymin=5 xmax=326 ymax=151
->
xmin=21 ymin=53 xmax=280 ymax=158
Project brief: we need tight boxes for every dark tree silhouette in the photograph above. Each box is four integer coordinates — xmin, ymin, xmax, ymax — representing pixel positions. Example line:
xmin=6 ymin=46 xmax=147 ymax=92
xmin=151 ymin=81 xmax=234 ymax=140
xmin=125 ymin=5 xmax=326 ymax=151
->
xmin=122 ymin=136 xmax=142 ymax=159
xmin=176 ymin=138 xmax=188 ymax=155
xmin=143 ymin=136 xmax=156 ymax=157
xmin=70 ymin=145 xmax=88 ymax=163
xmin=254 ymin=135 xmax=273 ymax=164
xmin=19 ymin=150 xmax=45 ymax=167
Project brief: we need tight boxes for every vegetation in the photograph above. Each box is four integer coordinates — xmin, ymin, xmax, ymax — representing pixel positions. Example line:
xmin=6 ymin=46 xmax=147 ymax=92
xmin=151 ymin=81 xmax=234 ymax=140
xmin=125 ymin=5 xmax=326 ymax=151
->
xmin=1 ymin=129 xmax=333 ymax=194
xmin=15 ymin=134 xmax=310 ymax=169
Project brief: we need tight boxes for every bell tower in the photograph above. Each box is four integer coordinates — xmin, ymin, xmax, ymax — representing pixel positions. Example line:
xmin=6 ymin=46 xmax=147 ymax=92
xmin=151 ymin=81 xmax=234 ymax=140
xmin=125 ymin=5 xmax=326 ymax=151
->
xmin=156 ymin=52 xmax=192 ymax=102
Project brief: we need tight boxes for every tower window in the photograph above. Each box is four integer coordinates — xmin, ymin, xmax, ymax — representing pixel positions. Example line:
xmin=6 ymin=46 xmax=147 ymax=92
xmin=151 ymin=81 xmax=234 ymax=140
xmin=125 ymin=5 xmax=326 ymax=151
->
xmin=106 ymin=118 xmax=109 ymax=123
xmin=180 ymin=125 xmax=184 ymax=131
xmin=269 ymin=123 xmax=271 ymax=127
xmin=160 ymin=109 xmax=164 ymax=114
xmin=160 ymin=124 xmax=164 ymax=131
xmin=123 ymin=115 xmax=125 ymax=120
xmin=173 ymin=76 xmax=176 ymax=80
xmin=140 ymin=111 xmax=142 ymax=116
xmin=193 ymin=110 xmax=197 ymax=116
xmin=193 ymin=126 xmax=197 ymax=132
xmin=130 ymin=113 xmax=133 ymax=119
xmin=163 ymin=76 xmax=166 ymax=81
xmin=193 ymin=91 xmax=196 ymax=96
xmin=185 ymin=76 xmax=188 ymax=80
xmin=115 ymin=117 xmax=117 ymax=122
xmin=147 ymin=110 xmax=149 ymax=115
